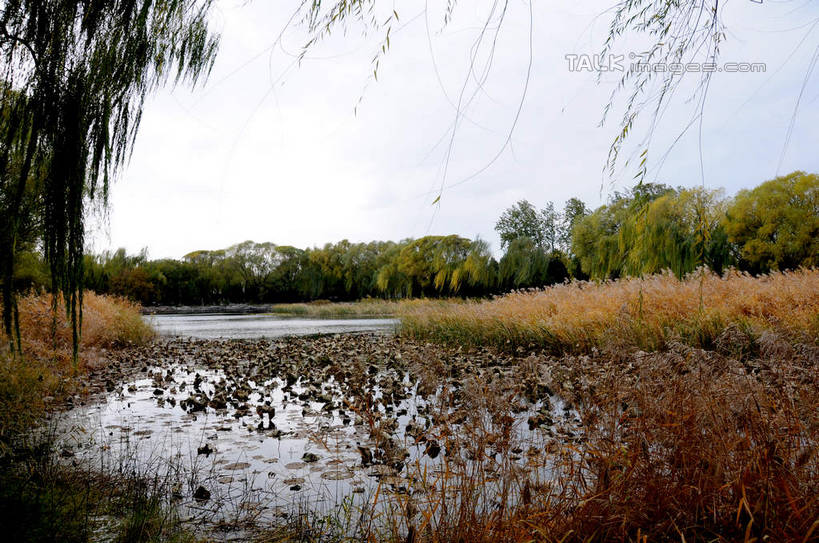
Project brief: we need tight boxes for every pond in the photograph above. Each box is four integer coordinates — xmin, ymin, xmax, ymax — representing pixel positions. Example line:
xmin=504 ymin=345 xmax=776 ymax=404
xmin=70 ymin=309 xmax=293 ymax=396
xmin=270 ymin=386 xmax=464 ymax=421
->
xmin=51 ymin=333 xmax=576 ymax=537
xmin=144 ymin=313 xmax=399 ymax=339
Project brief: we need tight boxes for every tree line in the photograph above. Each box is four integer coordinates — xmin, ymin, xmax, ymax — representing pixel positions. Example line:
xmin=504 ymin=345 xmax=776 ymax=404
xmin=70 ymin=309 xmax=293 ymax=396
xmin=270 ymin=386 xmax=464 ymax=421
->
xmin=9 ymin=171 xmax=817 ymax=307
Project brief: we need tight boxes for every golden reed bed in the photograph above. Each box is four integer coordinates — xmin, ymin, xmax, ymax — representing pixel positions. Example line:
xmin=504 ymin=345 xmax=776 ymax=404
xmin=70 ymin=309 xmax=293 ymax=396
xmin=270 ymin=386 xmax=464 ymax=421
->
xmin=400 ymin=268 xmax=819 ymax=353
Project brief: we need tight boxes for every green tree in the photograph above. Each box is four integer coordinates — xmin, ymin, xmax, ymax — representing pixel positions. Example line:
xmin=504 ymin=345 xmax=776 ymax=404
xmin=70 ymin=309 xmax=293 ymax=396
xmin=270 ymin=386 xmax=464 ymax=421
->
xmin=182 ymin=249 xmax=231 ymax=304
xmin=340 ymin=241 xmax=394 ymax=299
xmin=375 ymin=241 xmax=411 ymax=299
xmin=1 ymin=0 xmax=219 ymax=355
xmin=572 ymin=183 xmax=674 ymax=279
xmin=498 ymin=238 xmax=567 ymax=290
xmin=495 ymin=200 xmax=557 ymax=251
xmin=560 ymin=197 xmax=590 ymax=278
xmin=225 ymin=241 xmax=278 ymax=301
xmin=559 ymin=197 xmax=589 ymax=253
xmin=268 ymin=246 xmax=310 ymax=301
xmin=724 ymin=171 xmax=819 ymax=273
xmin=627 ymin=187 xmax=731 ymax=278
xmin=457 ymin=239 xmax=497 ymax=295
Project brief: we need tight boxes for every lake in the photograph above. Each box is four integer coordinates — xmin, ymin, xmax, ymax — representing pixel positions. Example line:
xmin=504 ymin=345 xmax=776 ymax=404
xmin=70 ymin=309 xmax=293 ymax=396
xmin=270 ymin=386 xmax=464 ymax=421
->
xmin=144 ymin=312 xmax=399 ymax=339
xmin=51 ymin=321 xmax=571 ymax=537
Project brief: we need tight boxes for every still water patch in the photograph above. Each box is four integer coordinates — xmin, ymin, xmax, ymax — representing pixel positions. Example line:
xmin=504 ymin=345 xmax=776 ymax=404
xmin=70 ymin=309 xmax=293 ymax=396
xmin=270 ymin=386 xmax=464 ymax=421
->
xmin=145 ymin=313 xmax=398 ymax=339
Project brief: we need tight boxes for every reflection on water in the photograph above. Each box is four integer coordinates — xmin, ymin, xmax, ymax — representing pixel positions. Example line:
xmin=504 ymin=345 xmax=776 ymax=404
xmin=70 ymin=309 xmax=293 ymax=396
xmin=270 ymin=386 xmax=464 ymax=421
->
xmin=54 ymin=359 xmax=565 ymax=526
xmin=56 ymin=365 xmax=389 ymax=518
xmin=50 ymin=330 xmax=577 ymax=537
xmin=145 ymin=313 xmax=398 ymax=339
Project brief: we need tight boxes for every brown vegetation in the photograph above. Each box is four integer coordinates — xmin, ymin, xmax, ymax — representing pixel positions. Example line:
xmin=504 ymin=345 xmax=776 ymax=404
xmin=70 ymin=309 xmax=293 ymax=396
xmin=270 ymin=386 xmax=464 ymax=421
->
xmin=3 ymin=274 xmax=818 ymax=542
xmin=1 ymin=292 xmax=153 ymax=448
xmin=400 ymin=268 xmax=819 ymax=354
xmin=385 ymin=269 xmax=819 ymax=541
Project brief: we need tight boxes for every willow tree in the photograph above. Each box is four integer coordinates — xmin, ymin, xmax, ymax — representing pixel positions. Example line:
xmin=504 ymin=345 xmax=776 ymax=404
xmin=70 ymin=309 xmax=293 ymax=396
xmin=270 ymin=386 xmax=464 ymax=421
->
xmin=625 ymin=187 xmax=731 ymax=278
xmin=0 ymin=0 xmax=219 ymax=357
xmin=571 ymin=183 xmax=674 ymax=279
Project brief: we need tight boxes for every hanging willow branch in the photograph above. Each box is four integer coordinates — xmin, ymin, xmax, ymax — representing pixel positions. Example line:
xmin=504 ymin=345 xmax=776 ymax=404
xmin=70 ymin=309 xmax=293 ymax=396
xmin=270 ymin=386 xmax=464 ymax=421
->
xmin=601 ymin=0 xmax=725 ymax=180
xmin=0 ymin=0 xmax=219 ymax=360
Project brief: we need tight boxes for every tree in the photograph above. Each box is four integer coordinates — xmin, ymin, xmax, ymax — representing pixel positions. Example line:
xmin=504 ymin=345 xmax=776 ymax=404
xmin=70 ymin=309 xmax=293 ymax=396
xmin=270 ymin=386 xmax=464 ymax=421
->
xmin=268 ymin=246 xmax=310 ymax=301
xmin=375 ymin=241 xmax=412 ymax=299
xmin=559 ymin=197 xmax=589 ymax=253
xmin=627 ymin=187 xmax=731 ymax=278
xmin=559 ymin=197 xmax=590 ymax=278
xmin=541 ymin=202 xmax=560 ymax=253
xmin=224 ymin=241 xmax=278 ymax=301
xmin=498 ymin=238 xmax=567 ymax=290
xmin=1 ymin=0 xmax=219 ymax=356
xmin=724 ymin=171 xmax=819 ymax=273
xmin=457 ymin=238 xmax=497 ymax=295
xmin=495 ymin=200 xmax=557 ymax=251
xmin=571 ymin=183 xmax=674 ymax=279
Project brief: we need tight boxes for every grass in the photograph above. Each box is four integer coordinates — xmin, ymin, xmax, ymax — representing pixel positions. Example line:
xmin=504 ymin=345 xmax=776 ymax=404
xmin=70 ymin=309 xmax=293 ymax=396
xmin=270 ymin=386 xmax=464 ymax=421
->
xmin=251 ymin=326 xmax=819 ymax=542
xmin=0 ymin=292 xmax=184 ymax=543
xmin=399 ymin=268 xmax=819 ymax=354
xmin=14 ymin=291 xmax=155 ymax=364
xmin=1 ymin=292 xmax=154 ymax=449
xmin=0 ymin=439 xmax=198 ymax=543
xmin=386 ymin=268 xmax=819 ymax=542
xmin=267 ymin=298 xmax=402 ymax=317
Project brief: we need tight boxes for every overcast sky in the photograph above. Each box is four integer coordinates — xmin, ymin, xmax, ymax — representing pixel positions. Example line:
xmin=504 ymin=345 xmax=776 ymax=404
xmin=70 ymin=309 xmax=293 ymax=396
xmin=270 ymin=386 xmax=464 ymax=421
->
xmin=87 ymin=0 xmax=819 ymax=260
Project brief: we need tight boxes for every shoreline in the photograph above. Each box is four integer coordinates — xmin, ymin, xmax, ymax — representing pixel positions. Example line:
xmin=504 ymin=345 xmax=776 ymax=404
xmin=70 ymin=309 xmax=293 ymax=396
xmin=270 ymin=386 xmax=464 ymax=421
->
xmin=141 ymin=303 xmax=278 ymax=315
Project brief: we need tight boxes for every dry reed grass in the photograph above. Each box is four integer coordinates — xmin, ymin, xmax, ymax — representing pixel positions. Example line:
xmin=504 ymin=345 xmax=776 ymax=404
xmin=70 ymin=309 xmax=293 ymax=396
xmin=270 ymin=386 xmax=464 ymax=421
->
xmin=1 ymin=292 xmax=154 ymax=448
xmin=268 ymin=297 xmax=462 ymax=318
xmin=10 ymin=291 xmax=155 ymax=366
xmin=400 ymin=268 xmax=819 ymax=354
xmin=330 ymin=342 xmax=819 ymax=542
xmin=374 ymin=270 xmax=819 ymax=542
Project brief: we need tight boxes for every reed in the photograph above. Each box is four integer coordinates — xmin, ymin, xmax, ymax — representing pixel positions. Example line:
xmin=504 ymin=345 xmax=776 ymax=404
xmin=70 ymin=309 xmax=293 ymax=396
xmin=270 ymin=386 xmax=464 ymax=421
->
xmin=1 ymin=292 xmax=154 ymax=449
xmin=11 ymin=291 xmax=154 ymax=365
xmin=267 ymin=298 xmax=402 ymax=317
xmin=400 ymin=268 xmax=819 ymax=354
xmin=267 ymin=298 xmax=463 ymax=318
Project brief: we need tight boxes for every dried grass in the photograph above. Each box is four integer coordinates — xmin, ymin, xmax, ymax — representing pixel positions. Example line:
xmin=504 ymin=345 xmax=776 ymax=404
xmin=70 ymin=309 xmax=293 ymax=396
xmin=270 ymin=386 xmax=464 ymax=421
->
xmin=1 ymin=292 xmax=153 ymax=448
xmin=267 ymin=298 xmax=462 ymax=317
xmin=400 ymin=268 xmax=819 ymax=354
xmin=336 ymin=344 xmax=819 ymax=542
xmin=386 ymin=269 xmax=819 ymax=542
xmin=10 ymin=291 xmax=155 ymax=367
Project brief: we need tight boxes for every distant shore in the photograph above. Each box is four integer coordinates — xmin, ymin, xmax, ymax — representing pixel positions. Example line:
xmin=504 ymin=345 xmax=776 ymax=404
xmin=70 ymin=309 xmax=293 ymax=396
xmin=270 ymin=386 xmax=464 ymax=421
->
xmin=141 ymin=303 xmax=276 ymax=315
xmin=141 ymin=298 xmax=406 ymax=317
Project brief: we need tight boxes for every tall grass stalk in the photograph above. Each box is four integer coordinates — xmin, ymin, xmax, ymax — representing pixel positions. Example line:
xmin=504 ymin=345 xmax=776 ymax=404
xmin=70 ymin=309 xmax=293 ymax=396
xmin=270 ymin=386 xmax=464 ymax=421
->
xmin=400 ymin=268 xmax=819 ymax=353
xmin=1 ymin=292 xmax=153 ymax=451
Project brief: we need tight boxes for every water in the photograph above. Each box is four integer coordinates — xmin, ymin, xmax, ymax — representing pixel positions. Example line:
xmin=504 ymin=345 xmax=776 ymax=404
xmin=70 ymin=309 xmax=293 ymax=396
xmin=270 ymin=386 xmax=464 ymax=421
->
xmin=51 ymin=322 xmax=576 ymax=536
xmin=145 ymin=313 xmax=398 ymax=339
xmin=56 ymin=365 xmax=388 ymax=518
xmin=54 ymin=359 xmax=566 ymax=526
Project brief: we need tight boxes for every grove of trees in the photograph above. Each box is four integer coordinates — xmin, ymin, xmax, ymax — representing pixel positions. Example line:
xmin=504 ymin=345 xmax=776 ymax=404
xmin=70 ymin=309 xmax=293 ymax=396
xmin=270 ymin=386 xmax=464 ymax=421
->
xmin=11 ymin=172 xmax=816 ymax=307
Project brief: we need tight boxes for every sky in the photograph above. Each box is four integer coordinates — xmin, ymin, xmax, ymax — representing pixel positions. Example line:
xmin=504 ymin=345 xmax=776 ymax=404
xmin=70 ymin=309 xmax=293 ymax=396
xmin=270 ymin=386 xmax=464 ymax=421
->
xmin=87 ymin=0 xmax=819 ymax=260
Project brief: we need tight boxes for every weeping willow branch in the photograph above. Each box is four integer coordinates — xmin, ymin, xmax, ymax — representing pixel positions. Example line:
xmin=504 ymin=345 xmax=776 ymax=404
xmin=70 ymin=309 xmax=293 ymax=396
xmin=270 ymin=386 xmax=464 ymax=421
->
xmin=0 ymin=0 xmax=220 ymax=361
xmin=601 ymin=0 xmax=725 ymax=181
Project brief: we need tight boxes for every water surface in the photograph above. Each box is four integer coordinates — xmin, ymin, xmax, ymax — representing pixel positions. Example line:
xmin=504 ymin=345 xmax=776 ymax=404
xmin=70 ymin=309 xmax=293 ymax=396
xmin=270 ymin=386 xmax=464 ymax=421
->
xmin=145 ymin=313 xmax=398 ymax=339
